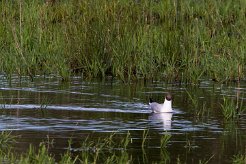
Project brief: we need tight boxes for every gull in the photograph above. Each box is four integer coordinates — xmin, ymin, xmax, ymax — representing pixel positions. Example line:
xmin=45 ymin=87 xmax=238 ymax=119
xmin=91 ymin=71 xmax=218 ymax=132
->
xmin=149 ymin=93 xmax=173 ymax=113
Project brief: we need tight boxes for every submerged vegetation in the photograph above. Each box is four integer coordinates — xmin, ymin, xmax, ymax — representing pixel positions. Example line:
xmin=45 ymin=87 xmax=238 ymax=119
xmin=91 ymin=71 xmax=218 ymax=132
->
xmin=0 ymin=129 xmax=244 ymax=163
xmin=0 ymin=130 xmax=170 ymax=164
xmin=0 ymin=0 xmax=245 ymax=82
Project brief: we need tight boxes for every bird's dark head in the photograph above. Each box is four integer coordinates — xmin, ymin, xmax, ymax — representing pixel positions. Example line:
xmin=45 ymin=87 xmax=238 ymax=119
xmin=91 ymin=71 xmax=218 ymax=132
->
xmin=165 ymin=93 xmax=172 ymax=101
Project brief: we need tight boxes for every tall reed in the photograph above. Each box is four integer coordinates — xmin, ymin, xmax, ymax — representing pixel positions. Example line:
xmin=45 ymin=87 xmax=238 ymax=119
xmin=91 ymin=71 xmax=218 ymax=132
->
xmin=0 ymin=0 xmax=245 ymax=82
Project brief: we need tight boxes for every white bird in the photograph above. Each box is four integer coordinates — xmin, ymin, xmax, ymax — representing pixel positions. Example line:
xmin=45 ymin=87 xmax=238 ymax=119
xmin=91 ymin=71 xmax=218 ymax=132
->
xmin=149 ymin=93 xmax=173 ymax=113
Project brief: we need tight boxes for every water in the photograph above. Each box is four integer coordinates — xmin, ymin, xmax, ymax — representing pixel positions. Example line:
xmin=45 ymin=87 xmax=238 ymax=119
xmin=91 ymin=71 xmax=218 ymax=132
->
xmin=0 ymin=75 xmax=246 ymax=163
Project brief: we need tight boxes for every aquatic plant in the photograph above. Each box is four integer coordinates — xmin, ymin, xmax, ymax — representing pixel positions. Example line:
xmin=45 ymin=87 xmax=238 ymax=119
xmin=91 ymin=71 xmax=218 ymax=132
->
xmin=159 ymin=148 xmax=170 ymax=163
xmin=120 ymin=131 xmax=131 ymax=150
xmin=221 ymin=96 xmax=238 ymax=120
xmin=186 ymin=90 xmax=208 ymax=118
xmin=0 ymin=129 xmax=245 ymax=164
xmin=0 ymin=131 xmax=16 ymax=151
xmin=236 ymin=96 xmax=246 ymax=116
xmin=198 ymin=155 xmax=214 ymax=164
xmin=38 ymin=99 xmax=50 ymax=116
xmin=59 ymin=139 xmax=78 ymax=164
xmin=232 ymin=154 xmax=246 ymax=164
xmin=160 ymin=133 xmax=171 ymax=148
xmin=141 ymin=129 xmax=149 ymax=149
xmin=19 ymin=143 xmax=55 ymax=164
xmin=184 ymin=139 xmax=197 ymax=151
xmin=79 ymin=132 xmax=133 ymax=163
xmin=0 ymin=0 xmax=245 ymax=82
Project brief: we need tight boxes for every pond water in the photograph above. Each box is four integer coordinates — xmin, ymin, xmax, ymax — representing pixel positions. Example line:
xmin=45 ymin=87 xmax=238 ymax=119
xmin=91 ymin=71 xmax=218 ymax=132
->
xmin=0 ymin=75 xmax=246 ymax=163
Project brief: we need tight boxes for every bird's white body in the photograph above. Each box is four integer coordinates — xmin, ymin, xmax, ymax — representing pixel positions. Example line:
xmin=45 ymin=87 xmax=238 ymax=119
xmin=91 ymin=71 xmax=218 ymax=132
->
xmin=149 ymin=98 xmax=173 ymax=113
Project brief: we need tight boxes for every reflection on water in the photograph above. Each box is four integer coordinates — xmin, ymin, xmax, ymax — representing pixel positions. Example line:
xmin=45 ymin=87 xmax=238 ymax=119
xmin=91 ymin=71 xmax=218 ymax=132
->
xmin=149 ymin=113 xmax=173 ymax=130
xmin=0 ymin=75 xmax=246 ymax=163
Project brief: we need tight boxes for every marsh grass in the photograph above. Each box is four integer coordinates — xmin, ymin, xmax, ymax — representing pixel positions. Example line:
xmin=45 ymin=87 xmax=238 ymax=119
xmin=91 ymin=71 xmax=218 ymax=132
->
xmin=186 ymin=90 xmax=208 ymax=118
xmin=79 ymin=132 xmax=133 ymax=163
xmin=0 ymin=0 xmax=245 ymax=82
xmin=0 ymin=131 xmax=16 ymax=153
xmin=184 ymin=139 xmax=198 ymax=151
xmin=198 ymin=155 xmax=214 ymax=164
xmin=232 ymin=154 xmax=246 ymax=164
xmin=142 ymin=129 xmax=149 ymax=148
xmin=37 ymin=97 xmax=52 ymax=116
xmin=221 ymin=96 xmax=238 ymax=120
xmin=160 ymin=133 xmax=171 ymax=148
xmin=236 ymin=95 xmax=246 ymax=116
xmin=0 ymin=130 xmax=242 ymax=163
xmin=0 ymin=131 xmax=133 ymax=164
xmin=0 ymin=130 xmax=172 ymax=163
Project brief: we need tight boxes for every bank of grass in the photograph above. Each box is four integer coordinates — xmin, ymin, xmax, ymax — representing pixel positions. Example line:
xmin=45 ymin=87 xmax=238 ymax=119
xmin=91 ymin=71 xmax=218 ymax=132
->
xmin=0 ymin=0 xmax=245 ymax=82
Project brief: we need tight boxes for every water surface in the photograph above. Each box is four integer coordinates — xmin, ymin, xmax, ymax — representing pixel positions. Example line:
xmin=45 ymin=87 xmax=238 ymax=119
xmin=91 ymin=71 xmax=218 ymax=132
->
xmin=0 ymin=75 xmax=245 ymax=163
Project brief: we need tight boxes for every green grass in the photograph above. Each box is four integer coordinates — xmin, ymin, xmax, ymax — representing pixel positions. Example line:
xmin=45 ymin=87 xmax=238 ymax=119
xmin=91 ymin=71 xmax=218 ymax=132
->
xmin=160 ymin=133 xmax=171 ymax=148
xmin=232 ymin=154 xmax=246 ymax=164
xmin=1 ymin=130 xmax=245 ymax=164
xmin=141 ymin=129 xmax=149 ymax=148
xmin=0 ymin=0 xmax=245 ymax=82
xmin=221 ymin=96 xmax=238 ymax=120
xmin=0 ymin=131 xmax=133 ymax=164
xmin=186 ymin=90 xmax=208 ymax=118
xmin=0 ymin=131 xmax=16 ymax=151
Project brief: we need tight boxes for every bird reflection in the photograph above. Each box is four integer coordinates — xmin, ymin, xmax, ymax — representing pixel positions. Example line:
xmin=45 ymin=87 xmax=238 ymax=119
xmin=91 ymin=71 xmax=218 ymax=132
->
xmin=149 ymin=112 xmax=173 ymax=130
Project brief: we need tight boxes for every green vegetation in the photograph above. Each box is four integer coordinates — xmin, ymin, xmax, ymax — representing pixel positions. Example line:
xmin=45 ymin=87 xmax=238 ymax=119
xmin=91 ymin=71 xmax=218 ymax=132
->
xmin=0 ymin=131 xmax=16 ymax=152
xmin=0 ymin=0 xmax=245 ymax=82
xmin=232 ymin=154 xmax=246 ymax=164
xmin=141 ymin=129 xmax=149 ymax=148
xmin=186 ymin=90 xmax=208 ymax=118
xmin=1 ymin=130 xmax=245 ymax=163
xmin=0 ymin=131 xmax=133 ymax=164
xmin=220 ymin=96 xmax=245 ymax=120
xmin=221 ymin=96 xmax=238 ymax=119
xmin=0 ymin=130 xmax=170 ymax=164
xmin=160 ymin=133 xmax=171 ymax=148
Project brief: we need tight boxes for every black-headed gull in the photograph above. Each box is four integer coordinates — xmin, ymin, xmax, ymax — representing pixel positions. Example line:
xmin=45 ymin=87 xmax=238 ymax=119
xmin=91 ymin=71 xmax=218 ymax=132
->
xmin=149 ymin=93 xmax=173 ymax=113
